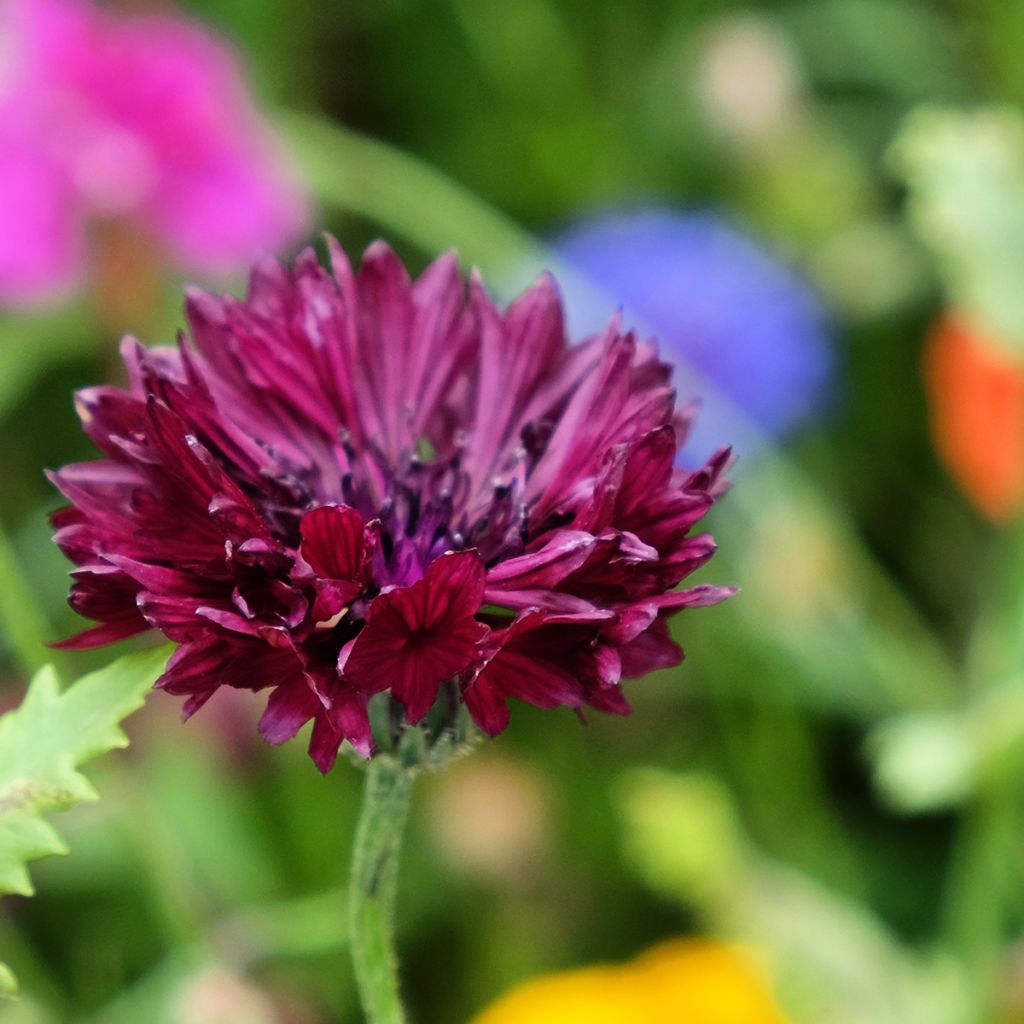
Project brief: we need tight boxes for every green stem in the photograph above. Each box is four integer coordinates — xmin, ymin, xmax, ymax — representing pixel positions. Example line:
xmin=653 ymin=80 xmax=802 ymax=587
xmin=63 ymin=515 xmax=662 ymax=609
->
xmin=940 ymin=521 xmax=1024 ymax=1018
xmin=941 ymin=780 xmax=1021 ymax=1020
xmin=349 ymin=755 xmax=414 ymax=1024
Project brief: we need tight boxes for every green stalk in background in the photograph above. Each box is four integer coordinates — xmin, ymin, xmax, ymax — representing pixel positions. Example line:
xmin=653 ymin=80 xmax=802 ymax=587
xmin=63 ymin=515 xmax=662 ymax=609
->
xmin=0 ymin=307 xmax=96 ymax=681
xmin=0 ymin=518 xmax=64 ymax=680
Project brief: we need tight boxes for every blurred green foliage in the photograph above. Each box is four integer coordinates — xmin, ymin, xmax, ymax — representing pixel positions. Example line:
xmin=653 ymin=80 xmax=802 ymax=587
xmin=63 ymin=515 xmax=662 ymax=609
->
xmin=0 ymin=648 xmax=170 ymax=994
xmin=5 ymin=1 xmax=1024 ymax=1022
xmin=892 ymin=106 xmax=1024 ymax=354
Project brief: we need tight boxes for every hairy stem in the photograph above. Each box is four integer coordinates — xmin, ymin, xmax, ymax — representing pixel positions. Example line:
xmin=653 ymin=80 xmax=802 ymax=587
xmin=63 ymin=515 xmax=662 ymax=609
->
xmin=349 ymin=755 xmax=414 ymax=1024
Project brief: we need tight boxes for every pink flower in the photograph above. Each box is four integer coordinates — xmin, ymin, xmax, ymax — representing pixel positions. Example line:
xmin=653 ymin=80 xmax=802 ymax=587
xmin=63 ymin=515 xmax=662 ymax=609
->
xmin=0 ymin=0 xmax=308 ymax=305
xmin=50 ymin=240 xmax=732 ymax=772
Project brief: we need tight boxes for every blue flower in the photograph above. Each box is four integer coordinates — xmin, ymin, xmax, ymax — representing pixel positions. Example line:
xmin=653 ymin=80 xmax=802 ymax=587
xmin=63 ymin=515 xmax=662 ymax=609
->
xmin=554 ymin=209 xmax=833 ymax=463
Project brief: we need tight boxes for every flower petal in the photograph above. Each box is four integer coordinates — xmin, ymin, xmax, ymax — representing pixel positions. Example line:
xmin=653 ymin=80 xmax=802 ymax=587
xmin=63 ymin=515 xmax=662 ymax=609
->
xmin=258 ymin=678 xmax=321 ymax=744
xmin=345 ymin=551 xmax=488 ymax=721
xmin=485 ymin=530 xmax=596 ymax=590
xmin=299 ymin=504 xmax=366 ymax=581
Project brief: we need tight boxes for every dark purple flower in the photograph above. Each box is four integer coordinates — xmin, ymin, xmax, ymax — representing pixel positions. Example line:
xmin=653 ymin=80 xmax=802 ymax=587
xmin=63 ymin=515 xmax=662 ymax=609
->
xmin=554 ymin=209 xmax=833 ymax=463
xmin=50 ymin=239 xmax=732 ymax=772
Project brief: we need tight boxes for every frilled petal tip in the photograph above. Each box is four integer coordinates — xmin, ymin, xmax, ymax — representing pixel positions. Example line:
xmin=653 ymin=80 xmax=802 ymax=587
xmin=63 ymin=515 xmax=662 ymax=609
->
xmin=345 ymin=551 xmax=488 ymax=723
xmin=50 ymin=236 xmax=733 ymax=770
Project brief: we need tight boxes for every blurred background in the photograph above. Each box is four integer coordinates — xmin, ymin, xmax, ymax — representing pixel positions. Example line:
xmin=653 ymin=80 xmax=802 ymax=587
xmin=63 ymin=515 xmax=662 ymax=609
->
xmin=4 ymin=0 xmax=1024 ymax=1021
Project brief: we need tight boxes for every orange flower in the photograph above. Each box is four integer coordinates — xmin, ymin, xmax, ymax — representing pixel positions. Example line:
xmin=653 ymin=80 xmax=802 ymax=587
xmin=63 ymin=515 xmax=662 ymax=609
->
xmin=470 ymin=939 xmax=791 ymax=1024
xmin=923 ymin=313 xmax=1024 ymax=522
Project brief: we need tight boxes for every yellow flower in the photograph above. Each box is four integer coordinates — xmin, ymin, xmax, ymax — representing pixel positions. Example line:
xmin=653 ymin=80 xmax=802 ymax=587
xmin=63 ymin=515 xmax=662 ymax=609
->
xmin=471 ymin=939 xmax=790 ymax=1024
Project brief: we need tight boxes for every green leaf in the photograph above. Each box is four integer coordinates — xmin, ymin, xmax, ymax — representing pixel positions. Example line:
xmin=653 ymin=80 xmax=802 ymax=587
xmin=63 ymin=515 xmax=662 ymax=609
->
xmin=0 ymin=645 xmax=171 ymax=898
xmin=870 ymin=676 xmax=1024 ymax=813
xmin=0 ymin=646 xmax=171 ymax=996
xmin=0 ymin=961 xmax=16 ymax=998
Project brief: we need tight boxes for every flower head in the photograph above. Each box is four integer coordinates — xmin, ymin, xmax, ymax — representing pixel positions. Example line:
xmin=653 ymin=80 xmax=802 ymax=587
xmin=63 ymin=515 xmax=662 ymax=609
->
xmin=554 ymin=209 xmax=833 ymax=462
xmin=51 ymin=239 xmax=732 ymax=771
xmin=0 ymin=0 xmax=308 ymax=305
xmin=923 ymin=312 xmax=1024 ymax=523
xmin=471 ymin=939 xmax=791 ymax=1024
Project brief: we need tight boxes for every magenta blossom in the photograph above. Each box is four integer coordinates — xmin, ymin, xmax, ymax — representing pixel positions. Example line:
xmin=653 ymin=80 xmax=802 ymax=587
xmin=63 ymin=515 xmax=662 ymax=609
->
xmin=50 ymin=240 xmax=733 ymax=771
xmin=0 ymin=0 xmax=308 ymax=304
